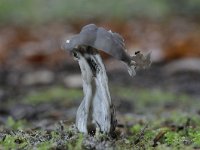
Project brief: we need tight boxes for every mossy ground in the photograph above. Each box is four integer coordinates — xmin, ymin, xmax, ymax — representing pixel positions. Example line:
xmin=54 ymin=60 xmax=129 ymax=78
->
xmin=0 ymin=85 xmax=200 ymax=150
xmin=0 ymin=1 xmax=200 ymax=149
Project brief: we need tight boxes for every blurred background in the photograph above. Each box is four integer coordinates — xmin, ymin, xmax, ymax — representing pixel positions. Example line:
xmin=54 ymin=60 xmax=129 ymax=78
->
xmin=0 ymin=0 xmax=200 ymax=127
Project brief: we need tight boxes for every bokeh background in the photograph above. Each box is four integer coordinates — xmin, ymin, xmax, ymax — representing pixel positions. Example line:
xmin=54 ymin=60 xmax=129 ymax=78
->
xmin=0 ymin=0 xmax=200 ymax=130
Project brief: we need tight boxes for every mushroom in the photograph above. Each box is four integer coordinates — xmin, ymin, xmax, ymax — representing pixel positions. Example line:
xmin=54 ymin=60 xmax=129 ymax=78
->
xmin=63 ymin=24 xmax=151 ymax=134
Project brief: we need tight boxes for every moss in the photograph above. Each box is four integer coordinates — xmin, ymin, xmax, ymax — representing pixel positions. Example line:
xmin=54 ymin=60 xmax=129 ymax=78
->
xmin=1 ymin=118 xmax=200 ymax=149
xmin=6 ymin=117 xmax=27 ymax=130
xmin=67 ymin=133 xmax=83 ymax=150
xmin=189 ymin=129 xmax=200 ymax=147
xmin=1 ymin=85 xmax=200 ymax=149
xmin=111 ymin=86 xmax=194 ymax=112
xmin=0 ymin=134 xmax=28 ymax=150
xmin=130 ymin=124 xmax=143 ymax=134
xmin=23 ymin=86 xmax=83 ymax=105
xmin=164 ymin=131 xmax=182 ymax=146
xmin=36 ymin=141 xmax=55 ymax=150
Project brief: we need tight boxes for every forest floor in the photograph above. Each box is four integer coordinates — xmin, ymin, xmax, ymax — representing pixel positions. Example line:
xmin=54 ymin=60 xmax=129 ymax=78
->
xmin=0 ymin=22 xmax=200 ymax=149
xmin=0 ymin=62 xmax=200 ymax=150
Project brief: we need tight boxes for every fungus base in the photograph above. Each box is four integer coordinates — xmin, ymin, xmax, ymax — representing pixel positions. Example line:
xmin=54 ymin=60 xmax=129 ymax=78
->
xmin=75 ymin=49 xmax=116 ymax=134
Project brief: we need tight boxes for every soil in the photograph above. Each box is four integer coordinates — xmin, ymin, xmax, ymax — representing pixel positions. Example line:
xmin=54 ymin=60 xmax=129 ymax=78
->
xmin=0 ymin=22 xmax=200 ymax=149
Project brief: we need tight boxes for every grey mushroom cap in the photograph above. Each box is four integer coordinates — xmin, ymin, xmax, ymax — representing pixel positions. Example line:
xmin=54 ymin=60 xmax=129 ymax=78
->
xmin=64 ymin=24 xmax=132 ymax=64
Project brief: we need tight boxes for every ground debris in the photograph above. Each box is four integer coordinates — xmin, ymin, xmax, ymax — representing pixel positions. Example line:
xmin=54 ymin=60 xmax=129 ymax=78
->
xmin=153 ymin=130 xmax=167 ymax=147
xmin=134 ymin=124 xmax=148 ymax=145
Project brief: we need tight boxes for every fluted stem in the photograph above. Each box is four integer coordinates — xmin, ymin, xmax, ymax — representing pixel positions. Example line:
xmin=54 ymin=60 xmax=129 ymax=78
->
xmin=75 ymin=49 xmax=116 ymax=134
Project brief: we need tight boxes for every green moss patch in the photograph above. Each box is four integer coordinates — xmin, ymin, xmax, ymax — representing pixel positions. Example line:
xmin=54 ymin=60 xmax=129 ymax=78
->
xmin=22 ymin=86 xmax=83 ymax=105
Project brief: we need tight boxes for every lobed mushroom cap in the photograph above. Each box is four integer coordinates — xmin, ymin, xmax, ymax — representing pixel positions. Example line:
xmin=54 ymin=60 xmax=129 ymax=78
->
xmin=64 ymin=24 xmax=132 ymax=64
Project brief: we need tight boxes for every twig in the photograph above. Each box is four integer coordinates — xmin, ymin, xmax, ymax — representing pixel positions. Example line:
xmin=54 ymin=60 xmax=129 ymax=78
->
xmin=134 ymin=124 xmax=148 ymax=145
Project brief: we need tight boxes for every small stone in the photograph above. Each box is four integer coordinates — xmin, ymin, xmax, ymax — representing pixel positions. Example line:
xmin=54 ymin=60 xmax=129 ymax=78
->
xmin=22 ymin=70 xmax=54 ymax=85
xmin=64 ymin=74 xmax=82 ymax=88
xmin=164 ymin=58 xmax=200 ymax=75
